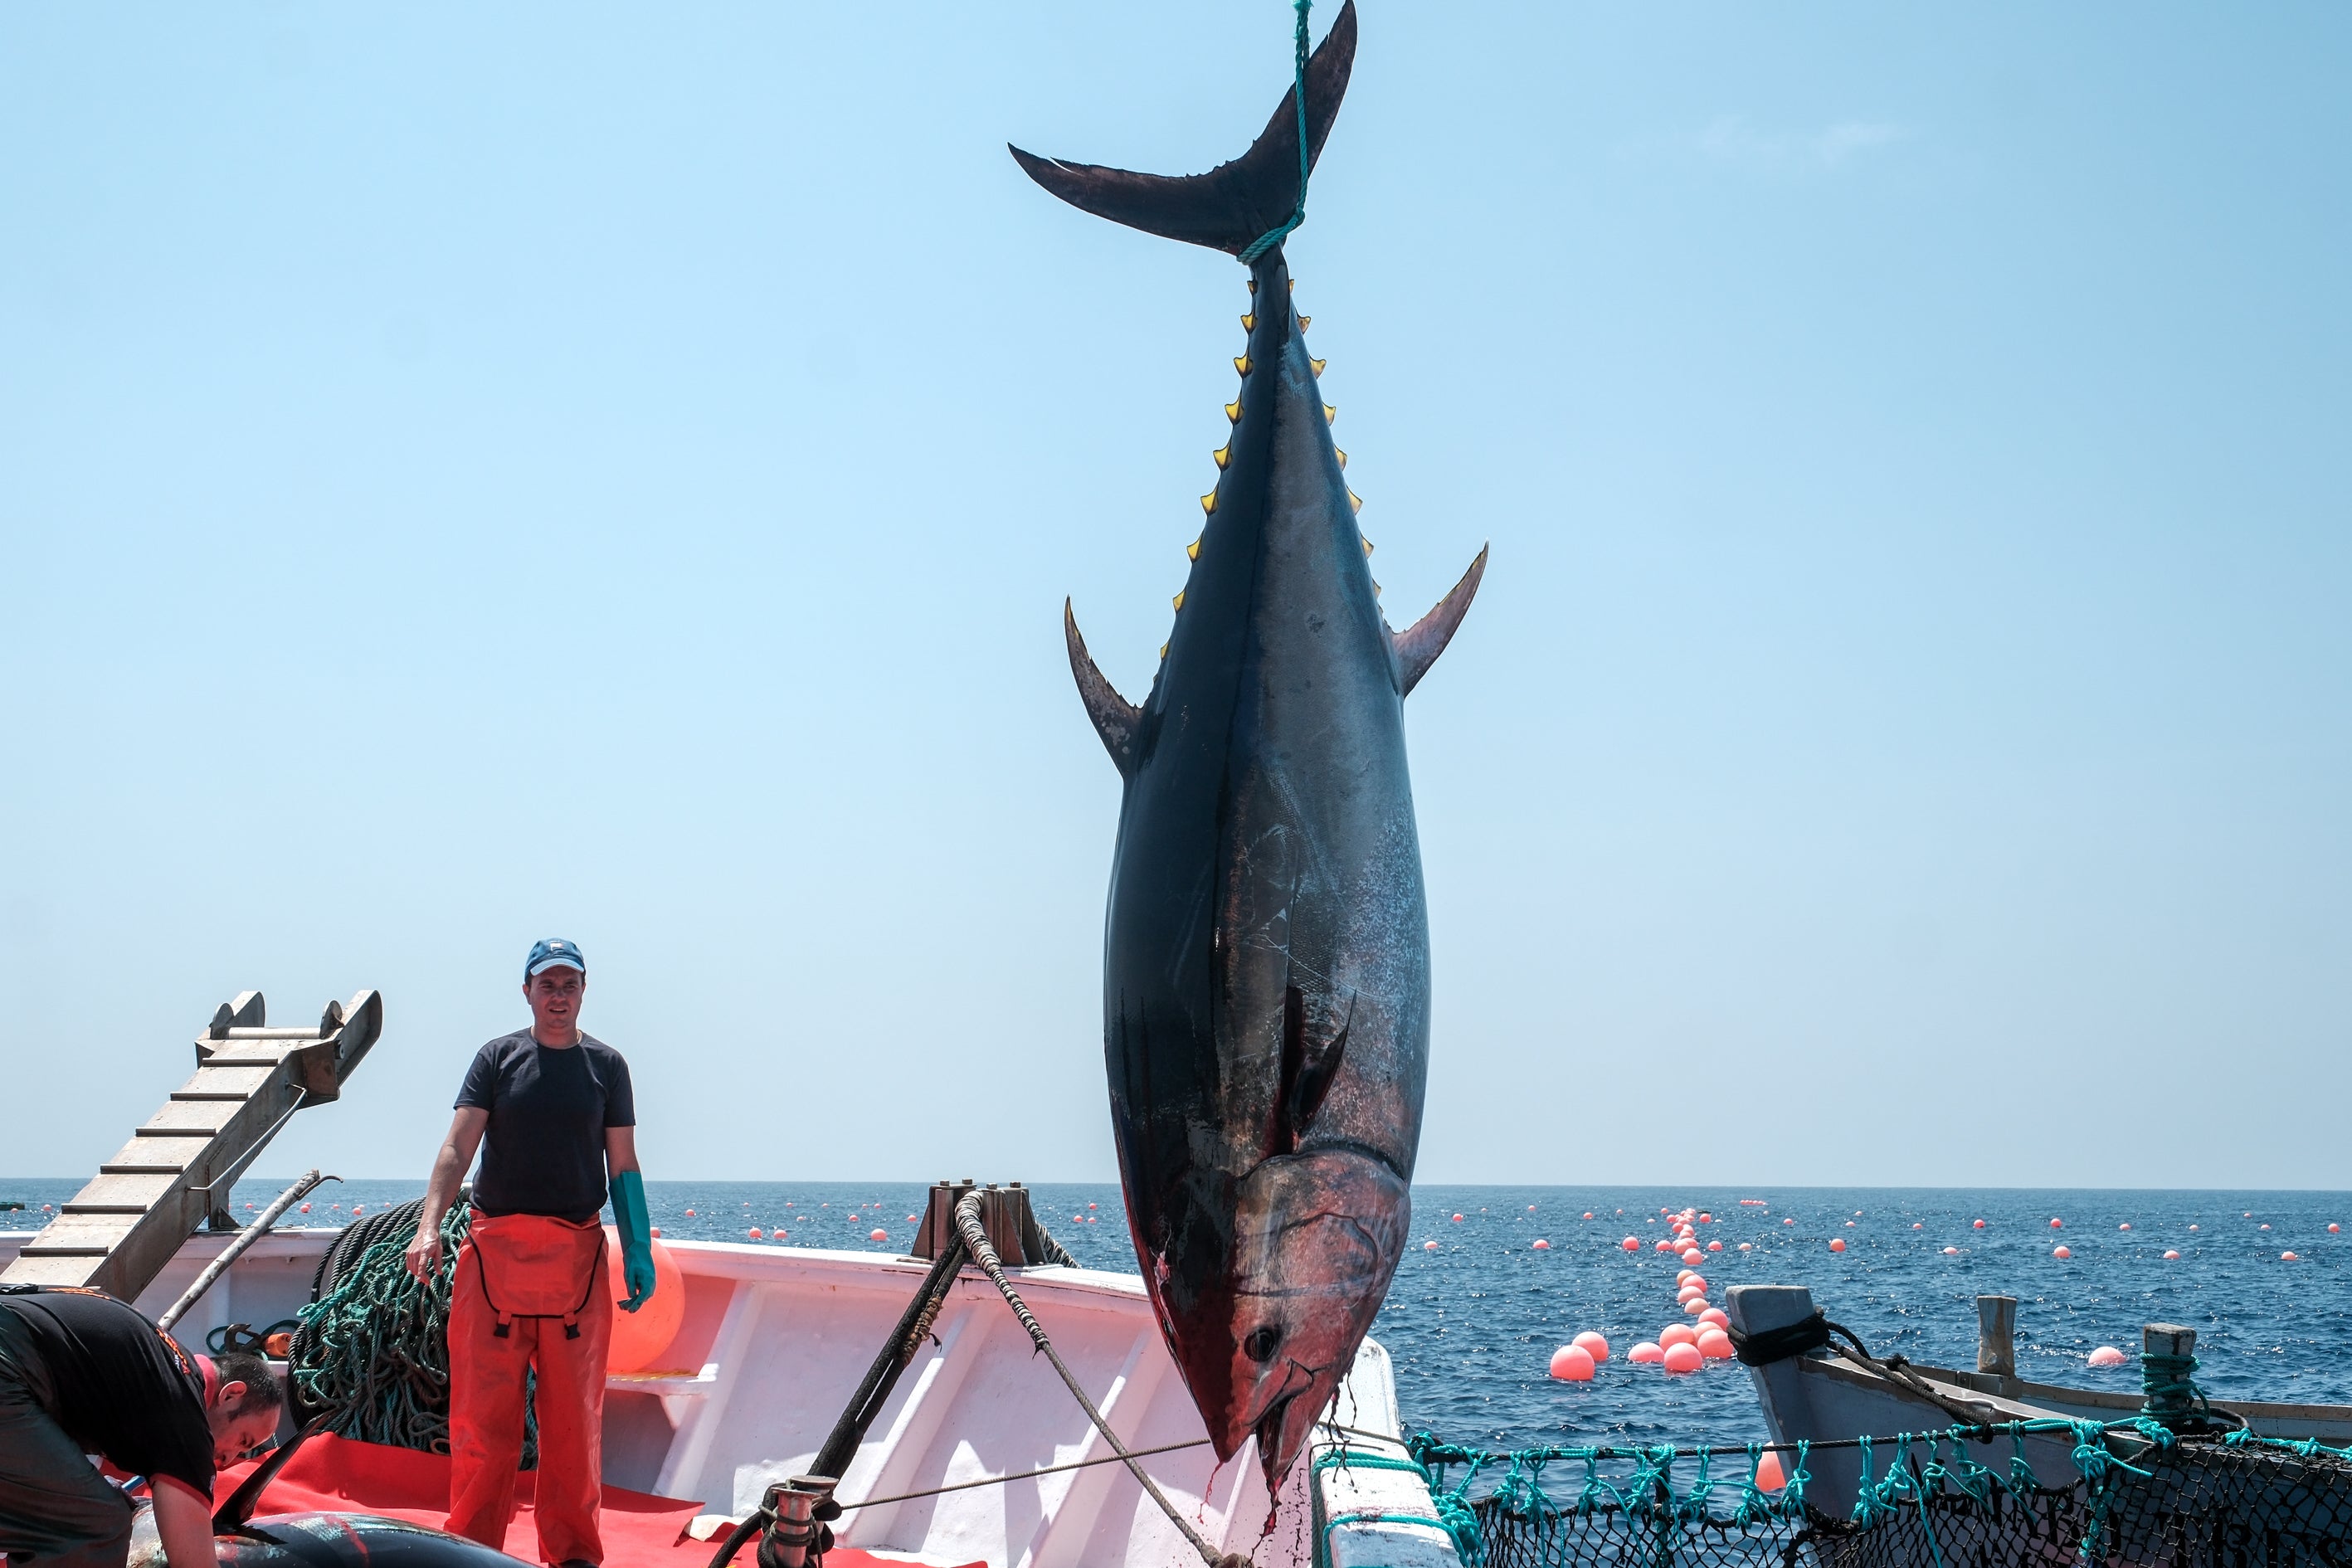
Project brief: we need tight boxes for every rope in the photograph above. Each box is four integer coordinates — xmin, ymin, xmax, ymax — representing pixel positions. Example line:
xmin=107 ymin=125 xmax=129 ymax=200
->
xmin=1239 ymin=0 xmax=1312 ymax=264
xmin=950 ymin=1190 xmax=1242 ymax=1568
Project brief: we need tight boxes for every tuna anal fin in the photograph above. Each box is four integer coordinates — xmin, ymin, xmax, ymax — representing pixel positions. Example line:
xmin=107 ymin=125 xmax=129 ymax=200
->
xmin=1065 ymin=598 xmax=1141 ymax=774
xmin=1394 ymin=543 xmax=1489 ymax=696
xmin=1008 ymin=1 xmax=1357 ymax=257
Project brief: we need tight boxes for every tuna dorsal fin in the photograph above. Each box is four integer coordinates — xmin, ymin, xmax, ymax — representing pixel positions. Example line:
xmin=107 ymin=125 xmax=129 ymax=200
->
xmin=1008 ymin=1 xmax=1357 ymax=257
xmin=1064 ymin=599 xmax=1142 ymax=773
xmin=1394 ymin=543 xmax=1489 ymax=696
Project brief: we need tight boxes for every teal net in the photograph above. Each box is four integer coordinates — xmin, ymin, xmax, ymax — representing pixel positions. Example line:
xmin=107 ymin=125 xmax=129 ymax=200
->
xmin=1397 ymin=1422 xmax=2352 ymax=1567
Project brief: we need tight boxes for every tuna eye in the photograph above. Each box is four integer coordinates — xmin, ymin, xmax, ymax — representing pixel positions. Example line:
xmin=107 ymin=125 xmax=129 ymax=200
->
xmin=1244 ymin=1325 xmax=1283 ymax=1363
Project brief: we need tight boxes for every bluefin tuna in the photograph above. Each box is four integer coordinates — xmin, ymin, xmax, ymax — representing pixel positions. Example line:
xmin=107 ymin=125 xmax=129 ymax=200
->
xmin=1012 ymin=0 xmax=1486 ymax=1485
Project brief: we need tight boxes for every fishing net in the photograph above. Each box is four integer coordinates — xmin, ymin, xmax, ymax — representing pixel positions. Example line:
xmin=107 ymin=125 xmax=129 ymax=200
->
xmin=287 ymin=1192 xmax=538 ymax=1464
xmin=1400 ymin=1423 xmax=2352 ymax=1568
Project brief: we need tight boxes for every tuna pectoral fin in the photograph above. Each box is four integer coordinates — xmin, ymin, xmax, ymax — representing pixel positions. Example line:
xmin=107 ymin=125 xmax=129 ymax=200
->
xmin=1279 ymin=986 xmax=1351 ymax=1149
xmin=1394 ymin=543 xmax=1489 ymax=697
xmin=1007 ymin=2 xmax=1356 ymax=257
xmin=1064 ymin=599 xmax=1141 ymax=773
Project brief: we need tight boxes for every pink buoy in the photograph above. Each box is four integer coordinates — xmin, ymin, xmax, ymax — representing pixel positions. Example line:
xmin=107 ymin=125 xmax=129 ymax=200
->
xmin=2261 ymin=1224 xmax=2272 ymax=1231
xmin=1737 ymin=1243 xmax=1752 ymax=1251
xmin=1683 ymin=1299 xmax=1707 ymax=1316
xmin=1912 ymin=1224 xmax=1921 ymax=1230
xmin=1678 ymin=1287 xmax=1707 ymax=1306
xmin=1532 ymin=1239 xmax=1551 ymax=1250
xmin=2163 ymin=1249 xmax=2179 ymax=1259
xmin=2119 ymin=1223 xmax=2130 ymax=1231
xmin=1088 ymin=1202 xmax=1098 ymax=1209
xmin=1663 ymin=1342 xmax=1703 ymax=1374
xmin=1574 ymin=1332 xmax=1610 ymax=1363
xmin=1707 ymin=1240 xmax=1723 ymax=1252
xmin=1660 ymin=1322 xmax=1699 ymax=1350
xmin=2050 ymin=1218 xmax=2062 ymax=1229
xmin=1974 ymin=1219 xmax=1986 ymax=1229
xmin=2282 ymin=1251 xmax=2301 ymax=1262
xmin=869 ymin=1229 xmax=889 ymax=1242
xmin=1529 ymin=1205 xmax=1537 ymax=1212
xmin=1682 ymin=1273 xmax=1708 ymax=1291
xmin=1584 ymin=1211 xmax=1595 ymax=1220
xmin=2053 ymin=1245 xmax=2072 ymax=1259
xmin=2087 ymin=1346 xmax=2126 ymax=1368
xmin=353 ymin=1205 xmax=365 ymax=1216
xmin=1453 ymin=1213 xmax=1464 ymax=1223
xmin=1829 ymin=1239 xmax=1846 ymax=1253
xmin=1657 ymin=1239 xmax=1676 ymax=1254
xmin=748 ymin=1228 xmax=763 ymax=1239
xmin=1629 ymin=1342 xmax=1664 ymax=1364
xmin=1697 ymin=1329 xmax=1734 ymax=1361
xmin=1698 ymin=1213 xmax=1712 ymax=1224
xmin=650 ymin=1227 xmax=661 ymax=1239
xmin=685 ymin=1208 xmax=696 ymax=1217
xmin=1424 ymin=1240 xmax=1439 ymax=1250
xmin=1942 ymin=1246 xmax=1960 ymax=1255
xmin=298 ymin=1203 xmax=309 ymax=1214
xmin=1754 ymin=1450 xmax=1787 ymax=1492
xmin=1784 ymin=1218 xmax=1794 ymax=1225
xmin=1622 ymin=1237 xmax=1639 ymax=1252
xmin=2331 ymin=1224 xmax=2341 ymax=1234
xmin=1698 ymin=1307 xmax=1729 ymax=1329
xmin=1681 ymin=1248 xmax=1703 ymax=1265
xmin=1548 ymin=1344 xmax=1596 ymax=1381
xmin=2189 ymin=1225 xmax=2199 ymax=1231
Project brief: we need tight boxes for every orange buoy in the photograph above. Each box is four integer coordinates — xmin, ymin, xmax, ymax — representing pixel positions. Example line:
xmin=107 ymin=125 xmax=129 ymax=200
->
xmin=1548 ymin=1345 xmax=1595 ymax=1381
xmin=1754 ymin=1450 xmax=1787 ymax=1492
xmin=1088 ymin=1202 xmax=1098 ymax=1209
xmin=1574 ymin=1332 xmax=1609 ymax=1363
xmin=1697 ymin=1329 xmax=1734 ymax=1360
xmin=2331 ymin=1224 xmax=2341 ymax=1234
xmin=1698 ymin=1213 xmax=1712 ymax=1224
xmin=685 ymin=1208 xmax=696 ymax=1217
xmin=2050 ymin=1218 xmax=2062 ymax=1229
xmin=1584 ymin=1211 xmax=1594 ymax=1220
xmin=1784 ymin=1218 xmax=1794 ymax=1225
xmin=1911 ymin=1223 xmax=1921 ymax=1230
xmin=748 ymin=1228 xmax=762 ymax=1239
xmin=2087 ymin=1346 xmax=2126 ymax=1368
xmin=1698 ymin=1307 xmax=1728 ymax=1329
xmin=353 ymin=1205 xmax=366 ymax=1216
xmin=869 ymin=1228 xmax=889 ymax=1242
xmin=1660 ymin=1322 xmax=1698 ymax=1350
xmin=650 ymin=1227 xmax=661 ymax=1239
xmin=1453 ymin=1213 xmax=1464 ymax=1223
xmin=2163 ymin=1249 xmax=2179 ymax=1259
xmin=299 ymin=1203 xmax=309 ymax=1214
xmin=1974 ymin=1219 xmax=1986 ymax=1229
xmin=605 ymin=1233 xmax=686 ymax=1373
xmin=1663 ymin=1342 xmax=1703 ymax=1374
xmin=1829 ymin=1239 xmax=1846 ymax=1253
xmin=2282 ymin=1251 xmax=2300 ymax=1262
xmin=1682 ymin=1298 xmax=1708 ymax=1316
xmin=1532 ymin=1239 xmax=1551 ymax=1250
xmin=2053 ymin=1245 xmax=2072 ymax=1259
xmin=2119 ymin=1223 xmax=2130 ymax=1230
xmin=1738 ymin=1242 xmax=1753 ymax=1251
xmin=2261 ymin=1224 xmax=2272 ymax=1231
xmin=1681 ymin=1248 xmax=1703 ymax=1265
xmin=1943 ymin=1246 xmax=1959 ymax=1255
xmin=1424 ymin=1240 xmax=1439 ymax=1250
xmin=1707 ymin=1239 xmax=1722 ymax=1252
xmin=1629 ymin=1341 xmax=1664 ymax=1364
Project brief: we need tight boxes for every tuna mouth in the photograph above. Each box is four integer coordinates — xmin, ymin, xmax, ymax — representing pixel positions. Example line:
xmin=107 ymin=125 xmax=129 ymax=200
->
xmin=1254 ymin=1390 xmax=1300 ymax=1472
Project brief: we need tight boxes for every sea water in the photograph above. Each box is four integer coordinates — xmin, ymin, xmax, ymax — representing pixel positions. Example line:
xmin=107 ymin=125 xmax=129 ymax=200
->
xmin=4 ymin=1178 xmax=2343 ymax=1453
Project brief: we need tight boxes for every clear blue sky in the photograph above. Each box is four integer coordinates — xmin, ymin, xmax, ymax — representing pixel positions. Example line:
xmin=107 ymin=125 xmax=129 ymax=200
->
xmin=3 ymin=5 xmax=2345 ymax=1190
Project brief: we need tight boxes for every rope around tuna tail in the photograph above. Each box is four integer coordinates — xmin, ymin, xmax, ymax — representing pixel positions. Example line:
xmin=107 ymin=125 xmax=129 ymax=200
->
xmin=1239 ymin=0 xmax=1313 ymax=264
xmin=952 ymin=1191 xmax=1246 ymax=1568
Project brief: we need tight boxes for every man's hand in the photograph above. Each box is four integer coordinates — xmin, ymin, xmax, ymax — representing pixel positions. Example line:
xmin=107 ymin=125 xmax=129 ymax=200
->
xmin=404 ymin=1227 xmax=442 ymax=1283
xmin=621 ymin=1249 xmax=657 ymax=1312
xmin=151 ymin=1480 xmax=218 ymax=1568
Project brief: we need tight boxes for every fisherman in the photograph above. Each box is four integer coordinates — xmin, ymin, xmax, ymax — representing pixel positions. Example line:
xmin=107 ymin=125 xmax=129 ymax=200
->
xmin=404 ymin=938 xmax=655 ymax=1568
xmin=0 ymin=1284 xmax=283 ymax=1568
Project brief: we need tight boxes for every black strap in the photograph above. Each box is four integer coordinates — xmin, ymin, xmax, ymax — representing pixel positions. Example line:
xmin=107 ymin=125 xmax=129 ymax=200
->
xmin=1727 ymin=1310 xmax=1833 ymax=1366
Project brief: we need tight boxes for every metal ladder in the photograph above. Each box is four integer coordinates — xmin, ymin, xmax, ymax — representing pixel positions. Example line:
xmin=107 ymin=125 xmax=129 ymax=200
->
xmin=1 ymin=988 xmax=382 ymax=1300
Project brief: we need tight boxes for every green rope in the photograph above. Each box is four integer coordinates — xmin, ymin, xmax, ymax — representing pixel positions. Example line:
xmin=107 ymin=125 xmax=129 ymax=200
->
xmin=291 ymin=1206 xmax=539 ymax=1464
xmin=1238 ymin=0 xmax=1313 ymax=264
xmin=2141 ymin=1346 xmax=2214 ymax=1424
xmin=1315 ymin=1444 xmax=1484 ymax=1563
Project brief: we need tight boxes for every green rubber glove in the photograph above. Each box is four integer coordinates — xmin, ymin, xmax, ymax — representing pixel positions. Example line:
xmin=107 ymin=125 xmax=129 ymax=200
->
xmin=610 ymin=1170 xmax=656 ymax=1313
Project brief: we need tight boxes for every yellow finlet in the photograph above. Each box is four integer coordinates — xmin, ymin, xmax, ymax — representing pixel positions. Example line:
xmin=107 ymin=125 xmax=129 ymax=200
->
xmin=1225 ymin=399 xmax=1243 ymax=423
xmin=1234 ymin=356 xmax=1251 ymax=375
xmin=1335 ymin=447 xmax=1348 ymax=468
xmin=1362 ymin=538 xmax=1376 ymax=556
xmin=1211 ymin=444 xmax=1230 ymax=470
xmin=1247 ymin=280 xmax=1258 ymax=295
xmin=1187 ymin=538 xmax=1201 ymax=562
xmin=1288 ymin=278 xmax=1297 ymax=291
xmin=1172 ymin=591 xmax=1186 ymax=611
xmin=1200 ymin=491 xmax=1217 ymax=515
xmin=1349 ymin=489 xmax=1363 ymax=514
xmin=1159 ymin=642 xmax=1168 ymax=660
xmin=1372 ymin=580 xmax=1382 ymax=597
xmin=1310 ymin=358 xmax=1327 ymax=377
xmin=1298 ymin=314 xmax=1310 ymax=330
xmin=1241 ymin=312 xmax=1256 ymax=330
xmin=1323 ymin=403 xmax=1337 ymax=425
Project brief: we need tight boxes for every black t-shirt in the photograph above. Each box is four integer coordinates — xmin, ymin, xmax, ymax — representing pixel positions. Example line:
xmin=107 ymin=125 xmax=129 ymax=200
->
xmin=0 ymin=1286 xmax=215 ymax=1499
xmin=456 ymin=1030 xmax=636 ymax=1221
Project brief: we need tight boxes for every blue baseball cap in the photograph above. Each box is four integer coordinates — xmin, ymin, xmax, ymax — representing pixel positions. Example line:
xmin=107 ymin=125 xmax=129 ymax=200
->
xmin=524 ymin=938 xmax=587 ymax=980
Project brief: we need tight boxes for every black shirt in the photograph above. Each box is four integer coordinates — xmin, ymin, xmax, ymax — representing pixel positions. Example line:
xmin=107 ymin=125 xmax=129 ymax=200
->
xmin=456 ymin=1030 xmax=636 ymax=1221
xmin=0 ymin=1286 xmax=215 ymax=1499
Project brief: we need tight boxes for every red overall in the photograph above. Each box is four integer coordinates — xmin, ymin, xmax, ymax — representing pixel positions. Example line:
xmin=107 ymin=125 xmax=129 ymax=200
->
xmin=446 ymin=1210 xmax=611 ymax=1565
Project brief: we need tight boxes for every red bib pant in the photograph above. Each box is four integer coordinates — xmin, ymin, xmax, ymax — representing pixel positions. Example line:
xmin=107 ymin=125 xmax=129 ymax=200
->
xmin=446 ymin=1211 xmax=611 ymax=1565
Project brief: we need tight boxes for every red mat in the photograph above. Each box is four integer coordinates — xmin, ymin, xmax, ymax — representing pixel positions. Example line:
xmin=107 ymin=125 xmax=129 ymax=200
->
xmin=216 ymin=1435 xmax=971 ymax=1568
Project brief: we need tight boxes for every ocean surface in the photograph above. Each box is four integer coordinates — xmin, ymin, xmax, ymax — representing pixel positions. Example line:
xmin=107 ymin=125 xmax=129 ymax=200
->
xmin=5 ymin=1179 xmax=2344 ymax=1453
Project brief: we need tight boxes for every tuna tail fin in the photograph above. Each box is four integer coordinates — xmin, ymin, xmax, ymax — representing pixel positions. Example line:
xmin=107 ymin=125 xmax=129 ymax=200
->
xmin=1065 ymin=599 xmax=1142 ymax=774
xmin=1008 ymin=0 xmax=1356 ymax=256
xmin=1395 ymin=543 xmax=1488 ymax=697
